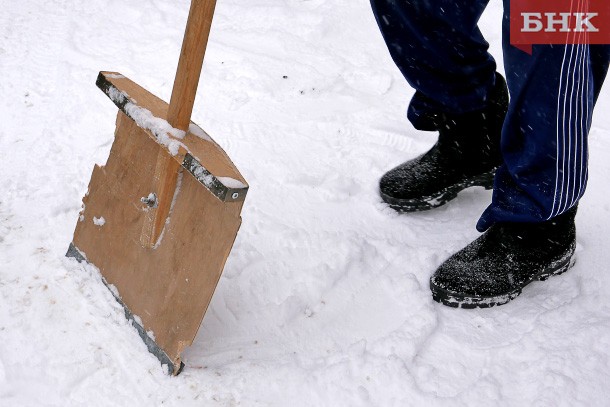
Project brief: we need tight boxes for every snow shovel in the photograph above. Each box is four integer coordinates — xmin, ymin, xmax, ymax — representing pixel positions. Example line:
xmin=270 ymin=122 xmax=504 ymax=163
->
xmin=67 ymin=0 xmax=248 ymax=375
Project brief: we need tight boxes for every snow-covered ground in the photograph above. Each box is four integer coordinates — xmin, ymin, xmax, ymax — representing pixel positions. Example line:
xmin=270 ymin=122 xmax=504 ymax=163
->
xmin=1 ymin=0 xmax=609 ymax=405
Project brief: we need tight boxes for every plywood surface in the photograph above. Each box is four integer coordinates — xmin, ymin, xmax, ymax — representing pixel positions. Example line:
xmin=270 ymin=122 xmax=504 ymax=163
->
xmin=73 ymin=111 xmax=245 ymax=373
xmin=96 ymin=71 xmax=248 ymax=193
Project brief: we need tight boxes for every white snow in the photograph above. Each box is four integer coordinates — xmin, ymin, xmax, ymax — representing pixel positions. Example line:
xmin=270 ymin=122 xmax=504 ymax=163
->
xmin=217 ymin=176 xmax=247 ymax=189
xmin=1 ymin=0 xmax=610 ymax=406
xmin=106 ymin=86 xmax=128 ymax=105
xmin=105 ymin=81 xmax=188 ymax=156
xmin=123 ymin=102 xmax=186 ymax=156
xmin=93 ymin=216 xmax=106 ymax=226
xmin=107 ymin=284 xmax=120 ymax=299
xmin=132 ymin=314 xmax=143 ymax=327
xmin=191 ymin=164 xmax=216 ymax=188
xmin=188 ymin=122 xmax=212 ymax=141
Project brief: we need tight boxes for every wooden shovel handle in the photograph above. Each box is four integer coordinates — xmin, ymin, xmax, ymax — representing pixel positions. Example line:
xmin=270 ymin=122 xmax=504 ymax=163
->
xmin=141 ymin=0 xmax=217 ymax=248
xmin=167 ymin=0 xmax=218 ymax=131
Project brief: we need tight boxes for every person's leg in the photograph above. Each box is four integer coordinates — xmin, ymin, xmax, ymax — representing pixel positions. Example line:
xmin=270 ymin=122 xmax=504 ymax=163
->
xmin=431 ymin=0 xmax=610 ymax=308
xmin=370 ymin=0 xmax=497 ymax=121
xmin=476 ymin=1 xmax=610 ymax=230
xmin=372 ymin=0 xmax=510 ymax=211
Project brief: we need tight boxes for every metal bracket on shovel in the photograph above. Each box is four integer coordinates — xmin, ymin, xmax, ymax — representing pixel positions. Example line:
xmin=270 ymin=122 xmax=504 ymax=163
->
xmin=95 ymin=72 xmax=249 ymax=205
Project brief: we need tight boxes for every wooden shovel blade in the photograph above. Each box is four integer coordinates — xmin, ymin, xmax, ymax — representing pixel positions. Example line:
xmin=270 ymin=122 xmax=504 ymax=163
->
xmin=68 ymin=72 xmax=248 ymax=374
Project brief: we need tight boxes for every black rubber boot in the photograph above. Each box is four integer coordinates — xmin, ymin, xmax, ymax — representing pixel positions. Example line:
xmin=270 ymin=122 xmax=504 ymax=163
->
xmin=430 ymin=207 xmax=578 ymax=308
xmin=380 ymin=73 xmax=509 ymax=211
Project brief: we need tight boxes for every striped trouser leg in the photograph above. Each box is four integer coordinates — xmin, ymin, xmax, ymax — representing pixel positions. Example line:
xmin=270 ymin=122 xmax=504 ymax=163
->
xmin=476 ymin=0 xmax=610 ymax=231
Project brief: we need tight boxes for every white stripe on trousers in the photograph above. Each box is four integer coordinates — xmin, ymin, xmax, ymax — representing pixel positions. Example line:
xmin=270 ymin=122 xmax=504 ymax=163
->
xmin=548 ymin=0 xmax=591 ymax=219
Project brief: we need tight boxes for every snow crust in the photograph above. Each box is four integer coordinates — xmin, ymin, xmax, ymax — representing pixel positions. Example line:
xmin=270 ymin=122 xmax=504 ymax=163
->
xmin=106 ymin=84 xmax=187 ymax=156
xmin=1 ymin=0 xmax=610 ymax=406
xmin=125 ymin=102 xmax=185 ymax=156
xmin=188 ymin=123 xmax=212 ymax=141
xmin=217 ymin=176 xmax=247 ymax=189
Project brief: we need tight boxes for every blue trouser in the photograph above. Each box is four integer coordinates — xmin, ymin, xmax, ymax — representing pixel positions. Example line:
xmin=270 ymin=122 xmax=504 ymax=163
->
xmin=371 ymin=0 xmax=610 ymax=231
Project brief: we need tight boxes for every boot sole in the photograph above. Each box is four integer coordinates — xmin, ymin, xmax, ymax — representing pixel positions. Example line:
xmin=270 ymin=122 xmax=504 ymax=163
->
xmin=380 ymin=168 xmax=497 ymax=212
xmin=430 ymin=244 xmax=577 ymax=309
